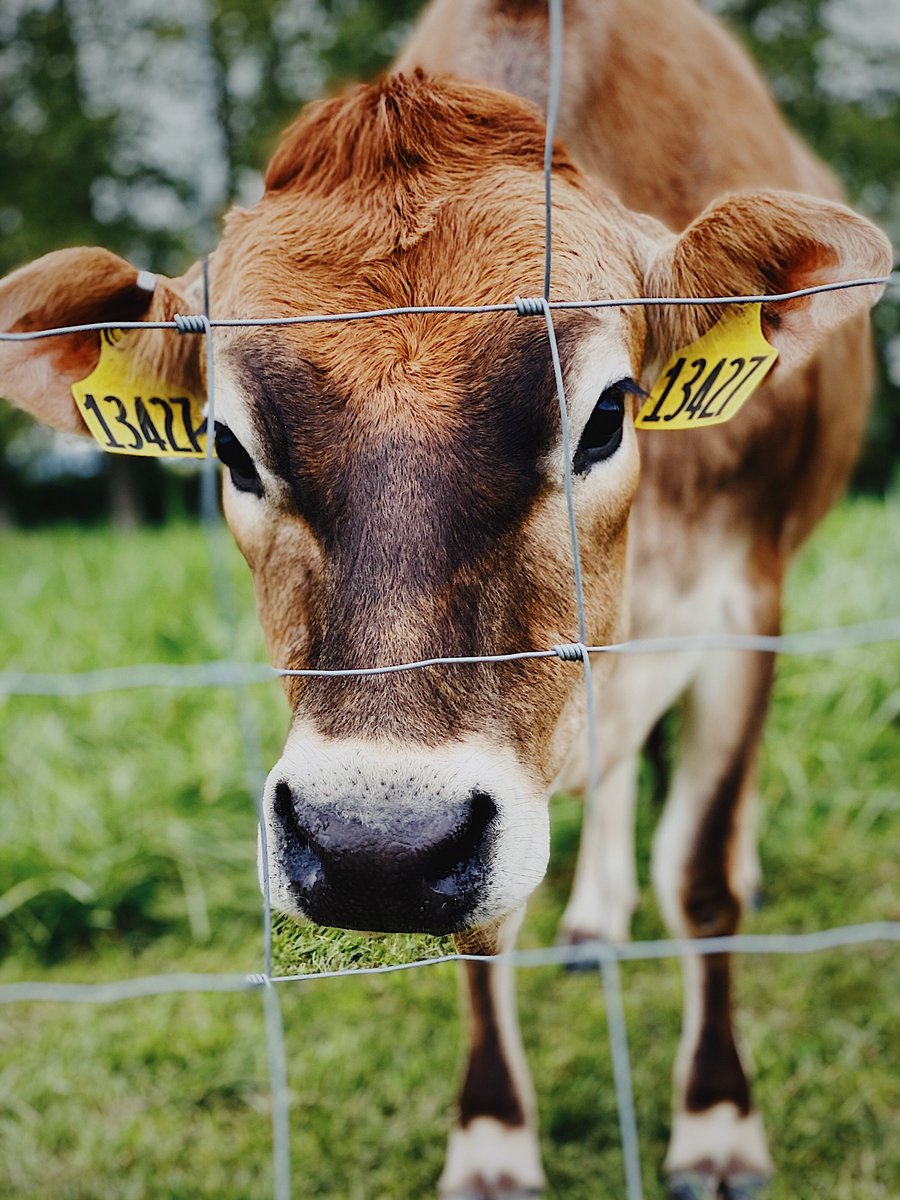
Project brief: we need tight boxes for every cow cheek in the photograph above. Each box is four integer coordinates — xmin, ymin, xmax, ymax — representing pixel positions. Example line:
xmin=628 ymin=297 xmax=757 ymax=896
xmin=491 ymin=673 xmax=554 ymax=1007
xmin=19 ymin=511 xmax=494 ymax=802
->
xmin=506 ymin=479 xmax=636 ymax=785
xmin=222 ymin=497 xmax=322 ymax=675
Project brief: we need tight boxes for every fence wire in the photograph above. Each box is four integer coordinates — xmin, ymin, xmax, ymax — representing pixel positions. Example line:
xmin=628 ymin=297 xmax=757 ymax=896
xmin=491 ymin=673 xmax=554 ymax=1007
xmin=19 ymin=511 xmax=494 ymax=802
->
xmin=2 ymin=618 xmax=900 ymax=697
xmin=0 ymin=276 xmax=893 ymax=345
xmin=2 ymin=0 xmax=899 ymax=1197
xmin=196 ymin=259 xmax=293 ymax=1200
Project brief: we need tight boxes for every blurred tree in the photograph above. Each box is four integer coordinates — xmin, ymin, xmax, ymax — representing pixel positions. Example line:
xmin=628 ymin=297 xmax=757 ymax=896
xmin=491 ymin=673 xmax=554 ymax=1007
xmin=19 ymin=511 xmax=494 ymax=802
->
xmin=0 ymin=0 xmax=168 ymax=524
xmin=0 ymin=0 xmax=132 ymax=276
xmin=710 ymin=0 xmax=900 ymax=488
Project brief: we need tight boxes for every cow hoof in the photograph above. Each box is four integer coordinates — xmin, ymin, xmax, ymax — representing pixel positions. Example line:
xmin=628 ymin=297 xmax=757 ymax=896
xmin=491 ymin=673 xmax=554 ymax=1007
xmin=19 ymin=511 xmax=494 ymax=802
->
xmin=558 ymin=930 xmax=602 ymax=972
xmin=666 ymin=1169 xmax=720 ymax=1200
xmin=564 ymin=957 xmax=598 ymax=974
xmin=444 ymin=1189 xmax=543 ymax=1200
xmin=721 ymin=1168 xmax=770 ymax=1199
xmin=666 ymin=1105 xmax=773 ymax=1198
xmin=666 ymin=1165 xmax=770 ymax=1200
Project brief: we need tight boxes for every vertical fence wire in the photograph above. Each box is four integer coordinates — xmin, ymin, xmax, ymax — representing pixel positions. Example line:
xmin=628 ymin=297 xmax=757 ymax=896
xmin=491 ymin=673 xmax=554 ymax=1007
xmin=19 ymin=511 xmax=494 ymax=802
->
xmin=600 ymin=954 xmax=644 ymax=1200
xmin=539 ymin=5 xmax=643 ymax=1190
xmin=543 ymin=0 xmax=564 ymax=302
xmin=198 ymin=261 xmax=292 ymax=1200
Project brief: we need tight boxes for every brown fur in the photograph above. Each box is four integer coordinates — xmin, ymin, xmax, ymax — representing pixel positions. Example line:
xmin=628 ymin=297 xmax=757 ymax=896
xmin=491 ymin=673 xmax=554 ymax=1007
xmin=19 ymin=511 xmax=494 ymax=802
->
xmin=199 ymin=72 xmax=648 ymax=769
xmin=458 ymin=962 xmax=526 ymax=1128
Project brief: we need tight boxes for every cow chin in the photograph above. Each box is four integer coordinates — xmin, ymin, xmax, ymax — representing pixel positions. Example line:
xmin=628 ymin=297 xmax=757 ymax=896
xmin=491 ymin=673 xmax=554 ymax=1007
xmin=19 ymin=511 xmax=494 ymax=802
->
xmin=258 ymin=729 xmax=551 ymax=937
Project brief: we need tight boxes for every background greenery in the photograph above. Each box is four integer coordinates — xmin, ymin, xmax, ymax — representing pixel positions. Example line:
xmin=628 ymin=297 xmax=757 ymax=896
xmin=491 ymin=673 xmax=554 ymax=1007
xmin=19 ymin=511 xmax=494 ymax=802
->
xmin=0 ymin=0 xmax=898 ymax=522
xmin=0 ymin=500 xmax=898 ymax=1196
xmin=1 ymin=2 xmax=898 ymax=1197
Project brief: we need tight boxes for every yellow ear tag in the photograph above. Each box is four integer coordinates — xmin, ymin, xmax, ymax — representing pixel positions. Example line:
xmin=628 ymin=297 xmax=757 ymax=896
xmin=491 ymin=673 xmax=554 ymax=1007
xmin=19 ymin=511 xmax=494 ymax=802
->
xmin=636 ymin=303 xmax=778 ymax=430
xmin=71 ymin=329 xmax=207 ymax=457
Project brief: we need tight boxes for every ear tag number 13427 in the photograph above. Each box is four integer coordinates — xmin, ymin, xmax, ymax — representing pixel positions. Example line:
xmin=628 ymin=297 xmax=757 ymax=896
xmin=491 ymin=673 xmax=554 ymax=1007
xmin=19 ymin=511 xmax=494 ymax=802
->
xmin=636 ymin=303 xmax=778 ymax=430
xmin=71 ymin=329 xmax=207 ymax=458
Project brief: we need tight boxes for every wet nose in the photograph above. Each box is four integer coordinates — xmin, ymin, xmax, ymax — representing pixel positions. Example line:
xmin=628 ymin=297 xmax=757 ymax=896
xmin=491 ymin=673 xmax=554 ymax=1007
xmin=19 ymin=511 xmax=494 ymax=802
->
xmin=272 ymin=781 xmax=498 ymax=933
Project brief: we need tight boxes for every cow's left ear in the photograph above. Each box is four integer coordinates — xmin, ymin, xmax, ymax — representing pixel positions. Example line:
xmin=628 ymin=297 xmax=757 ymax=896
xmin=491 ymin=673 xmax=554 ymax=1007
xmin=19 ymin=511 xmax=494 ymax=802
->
xmin=643 ymin=190 xmax=893 ymax=372
xmin=0 ymin=247 xmax=204 ymax=435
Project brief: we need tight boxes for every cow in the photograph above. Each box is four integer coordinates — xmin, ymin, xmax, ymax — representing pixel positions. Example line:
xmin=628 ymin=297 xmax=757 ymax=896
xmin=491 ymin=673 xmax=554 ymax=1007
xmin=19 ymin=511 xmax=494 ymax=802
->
xmin=0 ymin=0 xmax=892 ymax=1196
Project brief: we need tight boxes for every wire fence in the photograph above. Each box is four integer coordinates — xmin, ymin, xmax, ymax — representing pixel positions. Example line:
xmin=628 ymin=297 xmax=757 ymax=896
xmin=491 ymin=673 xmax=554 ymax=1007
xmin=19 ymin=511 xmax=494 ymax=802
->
xmin=2 ymin=1 xmax=899 ymax=1197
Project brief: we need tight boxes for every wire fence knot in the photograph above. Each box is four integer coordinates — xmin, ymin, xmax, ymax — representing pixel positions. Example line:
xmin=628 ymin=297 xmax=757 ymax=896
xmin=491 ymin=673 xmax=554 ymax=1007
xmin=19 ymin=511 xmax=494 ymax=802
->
xmin=552 ymin=641 xmax=588 ymax=662
xmin=174 ymin=313 xmax=210 ymax=335
xmin=515 ymin=296 xmax=545 ymax=316
xmin=247 ymin=972 xmax=269 ymax=987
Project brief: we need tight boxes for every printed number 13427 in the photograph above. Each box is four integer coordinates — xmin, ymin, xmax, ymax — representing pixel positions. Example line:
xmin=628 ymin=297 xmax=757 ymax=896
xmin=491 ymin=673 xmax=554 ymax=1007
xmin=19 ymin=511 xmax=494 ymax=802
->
xmin=637 ymin=354 xmax=771 ymax=428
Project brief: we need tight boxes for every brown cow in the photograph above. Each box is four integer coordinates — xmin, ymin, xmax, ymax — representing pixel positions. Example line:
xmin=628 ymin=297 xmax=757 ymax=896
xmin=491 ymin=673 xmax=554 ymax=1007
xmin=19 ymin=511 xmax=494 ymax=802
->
xmin=0 ymin=0 xmax=892 ymax=1196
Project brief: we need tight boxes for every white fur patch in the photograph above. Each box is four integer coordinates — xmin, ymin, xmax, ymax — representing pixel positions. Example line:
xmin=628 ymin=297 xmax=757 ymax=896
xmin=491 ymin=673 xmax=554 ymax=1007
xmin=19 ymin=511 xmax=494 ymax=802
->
xmin=729 ymin=787 xmax=762 ymax=909
xmin=440 ymin=1118 xmax=545 ymax=1197
xmin=665 ymin=1103 xmax=772 ymax=1177
xmin=558 ymin=754 xmax=639 ymax=943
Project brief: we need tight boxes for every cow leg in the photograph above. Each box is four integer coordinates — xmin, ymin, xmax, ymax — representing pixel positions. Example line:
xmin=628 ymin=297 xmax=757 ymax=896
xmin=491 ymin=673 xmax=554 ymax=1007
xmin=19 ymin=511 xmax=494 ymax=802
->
xmin=652 ymin=646 xmax=776 ymax=1200
xmin=558 ymin=753 xmax=639 ymax=944
xmin=730 ymin=773 xmax=763 ymax=914
xmin=441 ymin=910 xmax=545 ymax=1199
xmin=556 ymin=644 xmax=702 ymax=948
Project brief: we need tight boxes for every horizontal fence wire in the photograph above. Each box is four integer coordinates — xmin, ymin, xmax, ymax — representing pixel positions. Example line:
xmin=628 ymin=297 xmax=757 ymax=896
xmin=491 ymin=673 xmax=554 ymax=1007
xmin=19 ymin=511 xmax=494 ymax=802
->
xmin=0 ymin=275 xmax=896 ymax=344
xmin=3 ymin=0 xmax=899 ymax=1196
xmin=2 ymin=924 xmax=898 ymax=1006
xmin=4 ymin=618 xmax=900 ymax=696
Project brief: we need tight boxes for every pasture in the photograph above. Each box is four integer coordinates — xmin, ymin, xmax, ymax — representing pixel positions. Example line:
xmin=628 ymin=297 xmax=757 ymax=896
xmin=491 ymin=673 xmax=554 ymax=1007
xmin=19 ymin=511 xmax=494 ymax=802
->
xmin=0 ymin=497 xmax=898 ymax=1198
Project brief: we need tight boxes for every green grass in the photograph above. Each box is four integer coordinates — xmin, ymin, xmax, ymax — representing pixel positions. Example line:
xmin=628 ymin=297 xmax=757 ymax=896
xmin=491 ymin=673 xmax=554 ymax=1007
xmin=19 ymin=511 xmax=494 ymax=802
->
xmin=0 ymin=500 xmax=898 ymax=1198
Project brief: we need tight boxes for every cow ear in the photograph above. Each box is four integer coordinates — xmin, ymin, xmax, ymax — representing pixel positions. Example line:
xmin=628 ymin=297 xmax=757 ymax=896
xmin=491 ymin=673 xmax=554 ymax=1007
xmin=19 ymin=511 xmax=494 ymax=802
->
xmin=643 ymin=190 xmax=892 ymax=372
xmin=0 ymin=247 xmax=204 ymax=436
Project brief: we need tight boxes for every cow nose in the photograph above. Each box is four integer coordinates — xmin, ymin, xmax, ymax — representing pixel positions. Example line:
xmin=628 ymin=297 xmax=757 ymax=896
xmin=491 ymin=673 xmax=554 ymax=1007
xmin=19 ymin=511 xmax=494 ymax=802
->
xmin=272 ymin=781 xmax=498 ymax=934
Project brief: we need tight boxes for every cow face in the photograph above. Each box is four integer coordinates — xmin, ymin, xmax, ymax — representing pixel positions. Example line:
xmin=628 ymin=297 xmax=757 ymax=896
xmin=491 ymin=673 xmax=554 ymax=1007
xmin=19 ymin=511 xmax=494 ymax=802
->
xmin=0 ymin=74 xmax=889 ymax=939
xmin=208 ymin=77 xmax=648 ymax=935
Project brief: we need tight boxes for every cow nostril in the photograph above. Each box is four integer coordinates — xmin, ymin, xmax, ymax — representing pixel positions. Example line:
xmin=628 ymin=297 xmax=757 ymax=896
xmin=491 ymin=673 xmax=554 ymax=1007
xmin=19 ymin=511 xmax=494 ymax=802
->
xmin=273 ymin=780 xmax=302 ymax=842
xmin=423 ymin=790 xmax=497 ymax=896
xmin=272 ymin=780 xmax=324 ymax=895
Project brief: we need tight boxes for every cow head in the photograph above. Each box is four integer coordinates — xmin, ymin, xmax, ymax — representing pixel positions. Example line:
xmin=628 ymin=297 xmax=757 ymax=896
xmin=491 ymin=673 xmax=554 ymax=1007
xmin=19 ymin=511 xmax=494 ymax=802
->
xmin=0 ymin=74 xmax=890 ymax=940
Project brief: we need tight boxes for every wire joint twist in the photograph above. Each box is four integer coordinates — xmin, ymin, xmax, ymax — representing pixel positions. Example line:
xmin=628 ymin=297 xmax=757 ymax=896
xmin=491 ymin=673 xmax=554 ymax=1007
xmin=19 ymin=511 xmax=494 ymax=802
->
xmin=174 ymin=313 xmax=210 ymax=335
xmin=552 ymin=641 xmax=588 ymax=662
xmin=515 ymin=296 xmax=545 ymax=316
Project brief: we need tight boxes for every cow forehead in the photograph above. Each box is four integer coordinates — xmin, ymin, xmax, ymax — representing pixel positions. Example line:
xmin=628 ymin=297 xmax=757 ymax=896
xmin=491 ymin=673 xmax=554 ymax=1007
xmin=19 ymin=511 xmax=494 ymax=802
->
xmin=210 ymin=77 xmax=648 ymax=541
xmin=211 ymin=173 xmax=645 ymax=463
xmin=219 ymin=315 xmax=571 ymax=528
xmin=212 ymin=154 xmax=642 ymax=322
xmin=209 ymin=69 xmax=646 ymax=417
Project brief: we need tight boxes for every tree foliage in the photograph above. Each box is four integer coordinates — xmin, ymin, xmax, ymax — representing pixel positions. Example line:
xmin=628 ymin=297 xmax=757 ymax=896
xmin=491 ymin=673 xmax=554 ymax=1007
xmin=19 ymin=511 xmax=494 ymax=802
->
xmin=712 ymin=0 xmax=900 ymax=489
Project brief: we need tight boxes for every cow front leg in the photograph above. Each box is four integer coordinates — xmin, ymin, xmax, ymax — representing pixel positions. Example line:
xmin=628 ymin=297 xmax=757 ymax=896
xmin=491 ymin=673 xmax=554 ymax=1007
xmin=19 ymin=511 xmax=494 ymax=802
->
xmin=558 ymin=753 xmax=639 ymax=945
xmin=555 ymin=646 xmax=702 ymax=950
xmin=652 ymin=647 xmax=776 ymax=1200
xmin=441 ymin=910 xmax=545 ymax=1199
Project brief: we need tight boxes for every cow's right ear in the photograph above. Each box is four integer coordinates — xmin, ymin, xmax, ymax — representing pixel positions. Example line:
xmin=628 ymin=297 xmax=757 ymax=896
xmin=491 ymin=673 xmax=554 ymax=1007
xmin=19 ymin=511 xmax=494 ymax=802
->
xmin=0 ymin=247 xmax=204 ymax=436
xmin=640 ymin=190 xmax=892 ymax=374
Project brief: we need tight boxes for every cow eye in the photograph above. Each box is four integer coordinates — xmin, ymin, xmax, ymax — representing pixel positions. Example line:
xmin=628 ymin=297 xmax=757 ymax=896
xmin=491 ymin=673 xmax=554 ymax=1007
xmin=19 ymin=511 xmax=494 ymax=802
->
xmin=573 ymin=378 xmax=639 ymax=475
xmin=214 ymin=423 xmax=263 ymax=496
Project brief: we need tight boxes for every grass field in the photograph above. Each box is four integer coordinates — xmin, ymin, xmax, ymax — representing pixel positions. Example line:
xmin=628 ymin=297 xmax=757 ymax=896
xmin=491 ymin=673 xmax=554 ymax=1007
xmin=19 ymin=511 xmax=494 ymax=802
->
xmin=0 ymin=498 xmax=898 ymax=1198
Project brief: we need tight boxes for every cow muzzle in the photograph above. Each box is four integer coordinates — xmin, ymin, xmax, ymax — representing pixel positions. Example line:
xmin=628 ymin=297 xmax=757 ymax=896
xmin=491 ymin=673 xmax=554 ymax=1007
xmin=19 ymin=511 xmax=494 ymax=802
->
xmin=261 ymin=732 xmax=550 ymax=935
